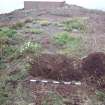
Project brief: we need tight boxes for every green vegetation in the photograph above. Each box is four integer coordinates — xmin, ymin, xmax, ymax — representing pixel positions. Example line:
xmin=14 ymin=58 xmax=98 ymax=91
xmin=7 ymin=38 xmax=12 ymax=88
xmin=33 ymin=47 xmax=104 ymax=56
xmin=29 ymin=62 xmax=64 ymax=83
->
xmin=0 ymin=58 xmax=6 ymax=70
xmin=25 ymin=25 xmax=31 ymax=28
xmin=54 ymin=22 xmax=64 ymax=27
xmin=54 ymin=31 xmax=81 ymax=47
xmin=15 ymin=82 xmax=34 ymax=105
xmin=11 ymin=22 xmax=25 ymax=29
xmin=3 ymin=46 xmax=18 ymax=57
xmin=0 ymin=82 xmax=9 ymax=105
xmin=54 ymin=31 xmax=70 ymax=45
xmin=20 ymin=41 xmax=42 ymax=54
xmin=0 ymin=61 xmax=30 ymax=105
xmin=0 ymin=28 xmax=21 ymax=61
xmin=57 ymin=46 xmax=86 ymax=57
xmin=0 ymin=27 xmax=37 ymax=105
xmin=0 ymin=54 xmax=31 ymax=104
xmin=96 ymin=90 xmax=105 ymax=102
xmin=37 ymin=20 xmax=50 ymax=26
xmin=0 ymin=60 xmax=30 ymax=81
xmin=0 ymin=28 xmax=17 ymax=58
xmin=0 ymin=46 xmax=18 ymax=69
xmin=33 ymin=20 xmax=37 ymax=24
xmin=9 ymin=68 xmax=28 ymax=81
xmin=59 ymin=18 xmax=86 ymax=32
xmin=54 ymin=31 xmax=86 ymax=57
xmin=30 ymin=29 xmax=43 ymax=34
xmin=0 ymin=72 xmax=11 ymax=105
xmin=0 ymin=17 xmax=101 ymax=105
xmin=9 ymin=61 xmax=30 ymax=81
xmin=0 ymin=28 xmax=16 ymax=38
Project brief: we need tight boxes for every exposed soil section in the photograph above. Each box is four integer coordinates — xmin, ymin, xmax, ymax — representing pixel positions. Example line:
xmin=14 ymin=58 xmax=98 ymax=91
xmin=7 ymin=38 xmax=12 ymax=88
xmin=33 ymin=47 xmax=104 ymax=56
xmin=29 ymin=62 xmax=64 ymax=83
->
xmin=82 ymin=52 xmax=105 ymax=77
xmin=28 ymin=52 xmax=105 ymax=105
xmin=82 ymin=52 xmax=105 ymax=90
xmin=29 ymin=54 xmax=82 ymax=81
xmin=29 ymin=52 xmax=105 ymax=90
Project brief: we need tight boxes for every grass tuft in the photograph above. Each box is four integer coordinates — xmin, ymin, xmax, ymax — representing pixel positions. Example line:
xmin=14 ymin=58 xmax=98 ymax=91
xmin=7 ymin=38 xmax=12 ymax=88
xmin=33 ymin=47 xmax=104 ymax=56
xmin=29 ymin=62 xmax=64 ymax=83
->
xmin=0 ymin=28 xmax=16 ymax=38
xmin=60 ymin=18 xmax=86 ymax=32
xmin=96 ymin=90 xmax=105 ymax=102
xmin=30 ymin=29 xmax=43 ymax=34
xmin=20 ymin=41 xmax=42 ymax=55
xmin=37 ymin=20 xmax=50 ymax=26
xmin=54 ymin=31 xmax=81 ymax=47
xmin=11 ymin=22 xmax=25 ymax=29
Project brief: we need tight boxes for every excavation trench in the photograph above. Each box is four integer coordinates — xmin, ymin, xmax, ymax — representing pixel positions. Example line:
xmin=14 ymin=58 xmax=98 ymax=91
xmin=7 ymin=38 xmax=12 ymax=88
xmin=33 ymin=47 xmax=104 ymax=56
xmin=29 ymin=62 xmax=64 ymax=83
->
xmin=29 ymin=52 xmax=105 ymax=89
xmin=29 ymin=54 xmax=82 ymax=81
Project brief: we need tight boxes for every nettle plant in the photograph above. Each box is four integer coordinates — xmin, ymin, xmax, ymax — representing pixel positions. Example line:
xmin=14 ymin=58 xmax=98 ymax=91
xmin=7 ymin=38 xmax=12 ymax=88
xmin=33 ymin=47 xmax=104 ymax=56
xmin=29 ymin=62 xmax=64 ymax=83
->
xmin=20 ymin=41 xmax=42 ymax=54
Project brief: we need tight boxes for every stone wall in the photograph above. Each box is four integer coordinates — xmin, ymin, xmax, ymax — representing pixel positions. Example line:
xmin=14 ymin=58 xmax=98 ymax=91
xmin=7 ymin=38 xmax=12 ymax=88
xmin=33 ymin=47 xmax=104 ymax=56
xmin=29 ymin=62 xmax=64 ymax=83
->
xmin=24 ymin=1 xmax=65 ymax=10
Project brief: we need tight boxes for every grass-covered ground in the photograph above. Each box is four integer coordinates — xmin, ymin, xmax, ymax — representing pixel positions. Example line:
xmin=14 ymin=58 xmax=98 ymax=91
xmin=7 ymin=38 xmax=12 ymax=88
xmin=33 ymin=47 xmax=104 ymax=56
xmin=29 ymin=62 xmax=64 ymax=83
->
xmin=0 ymin=17 xmax=105 ymax=105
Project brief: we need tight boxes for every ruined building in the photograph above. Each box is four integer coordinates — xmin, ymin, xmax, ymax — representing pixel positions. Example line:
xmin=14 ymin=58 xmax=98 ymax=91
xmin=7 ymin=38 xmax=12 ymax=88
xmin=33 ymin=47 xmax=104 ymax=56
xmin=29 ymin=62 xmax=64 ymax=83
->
xmin=24 ymin=1 xmax=65 ymax=10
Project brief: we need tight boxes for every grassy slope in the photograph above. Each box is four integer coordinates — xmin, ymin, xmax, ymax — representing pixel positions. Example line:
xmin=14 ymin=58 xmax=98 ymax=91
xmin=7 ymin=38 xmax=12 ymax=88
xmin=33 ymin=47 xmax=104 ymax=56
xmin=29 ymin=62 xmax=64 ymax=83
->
xmin=0 ymin=17 xmax=105 ymax=105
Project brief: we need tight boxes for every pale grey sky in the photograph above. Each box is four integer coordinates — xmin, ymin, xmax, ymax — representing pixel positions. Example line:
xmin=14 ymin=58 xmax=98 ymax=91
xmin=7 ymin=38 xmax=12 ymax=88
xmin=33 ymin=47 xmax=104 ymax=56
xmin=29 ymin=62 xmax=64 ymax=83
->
xmin=0 ymin=0 xmax=105 ymax=14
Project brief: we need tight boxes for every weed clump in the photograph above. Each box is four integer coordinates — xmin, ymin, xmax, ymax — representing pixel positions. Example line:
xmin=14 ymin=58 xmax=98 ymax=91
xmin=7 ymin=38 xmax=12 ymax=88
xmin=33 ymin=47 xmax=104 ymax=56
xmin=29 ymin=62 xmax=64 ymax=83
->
xmin=0 ymin=58 xmax=6 ymax=69
xmin=37 ymin=20 xmax=50 ymax=26
xmin=0 ymin=83 xmax=9 ymax=105
xmin=0 ymin=28 xmax=17 ymax=58
xmin=54 ymin=31 xmax=85 ymax=57
xmin=96 ymin=90 xmax=105 ymax=102
xmin=54 ymin=32 xmax=70 ymax=45
xmin=54 ymin=31 xmax=81 ymax=47
xmin=20 ymin=41 xmax=42 ymax=55
xmin=0 ymin=61 xmax=31 ymax=105
xmin=3 ymin=46 xmax=17 ymax=57
xmin=11 ymin=22 xmax=24 ymax=29
xmin=60 ymin=18 xmax=86 ymax=32
xmin=40 ymin=21 xmax=50 ymax=26
xmin=0 ymin=28 xmax=16 ymax=38
xmin=30 ymin=29 xmax=43 ymax=34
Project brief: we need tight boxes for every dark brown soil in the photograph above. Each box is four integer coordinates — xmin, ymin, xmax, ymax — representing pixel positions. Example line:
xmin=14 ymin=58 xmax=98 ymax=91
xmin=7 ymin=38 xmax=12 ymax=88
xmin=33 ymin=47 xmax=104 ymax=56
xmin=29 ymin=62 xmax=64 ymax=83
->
xmin=82 ymin=52 xmax=105 ymax=90
xmin=82 ymin=52 xmax=105 ymax=77
xmin=29 ymin=52 xmax=105 ymax=90
xmin=29 ymin=54 xmax=82 ymax=81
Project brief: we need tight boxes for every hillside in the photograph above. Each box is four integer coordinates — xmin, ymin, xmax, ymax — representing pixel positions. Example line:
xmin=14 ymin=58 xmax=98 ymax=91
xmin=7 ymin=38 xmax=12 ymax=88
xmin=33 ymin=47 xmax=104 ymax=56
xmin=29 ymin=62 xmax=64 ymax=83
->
xmin=0 ymin=4 xmax=105 ymax=105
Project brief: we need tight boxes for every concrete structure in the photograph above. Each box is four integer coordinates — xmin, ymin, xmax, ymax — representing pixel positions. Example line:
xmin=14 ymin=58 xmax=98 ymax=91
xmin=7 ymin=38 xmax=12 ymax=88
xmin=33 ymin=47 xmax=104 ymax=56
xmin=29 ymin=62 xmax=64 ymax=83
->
xmin=24 ymin=1 xmax=65 ymax=10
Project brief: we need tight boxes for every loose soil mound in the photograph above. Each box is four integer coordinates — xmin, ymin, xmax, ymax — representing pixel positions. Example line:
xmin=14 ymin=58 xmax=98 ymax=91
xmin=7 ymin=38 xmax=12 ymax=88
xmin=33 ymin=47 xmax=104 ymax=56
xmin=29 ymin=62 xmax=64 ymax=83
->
xmin=29 ymin=54 xmax=82 ymax=81
xmin=82 ymin=52 xmax=105 ymax=77
xmin=82 ymin=52 xmax=105 ymax=89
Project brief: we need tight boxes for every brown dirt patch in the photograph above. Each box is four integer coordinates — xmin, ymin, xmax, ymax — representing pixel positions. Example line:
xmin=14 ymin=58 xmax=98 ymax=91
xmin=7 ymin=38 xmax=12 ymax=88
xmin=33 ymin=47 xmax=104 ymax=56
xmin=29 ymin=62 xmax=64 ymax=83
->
xmin=29 ymin=82 xmax=92 ymax=105
xmin=26 ymin=52 xmax=105 ymax=104
xmin=82 ymin=52 xmax=105 ymax=89
xmin=29 ymin=52 xmax=105 ymax=90
xmin=29 ymin=54 xmax=82 ymax=81
xmin=82 ymin=52 xmax=105 ymax=77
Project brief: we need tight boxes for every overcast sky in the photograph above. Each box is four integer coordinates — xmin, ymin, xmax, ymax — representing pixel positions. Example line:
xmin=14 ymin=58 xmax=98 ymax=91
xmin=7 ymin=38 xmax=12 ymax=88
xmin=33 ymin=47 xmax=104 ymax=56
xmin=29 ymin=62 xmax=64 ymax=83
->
xmin=0 ymin=0 xmax=105 ymax=14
